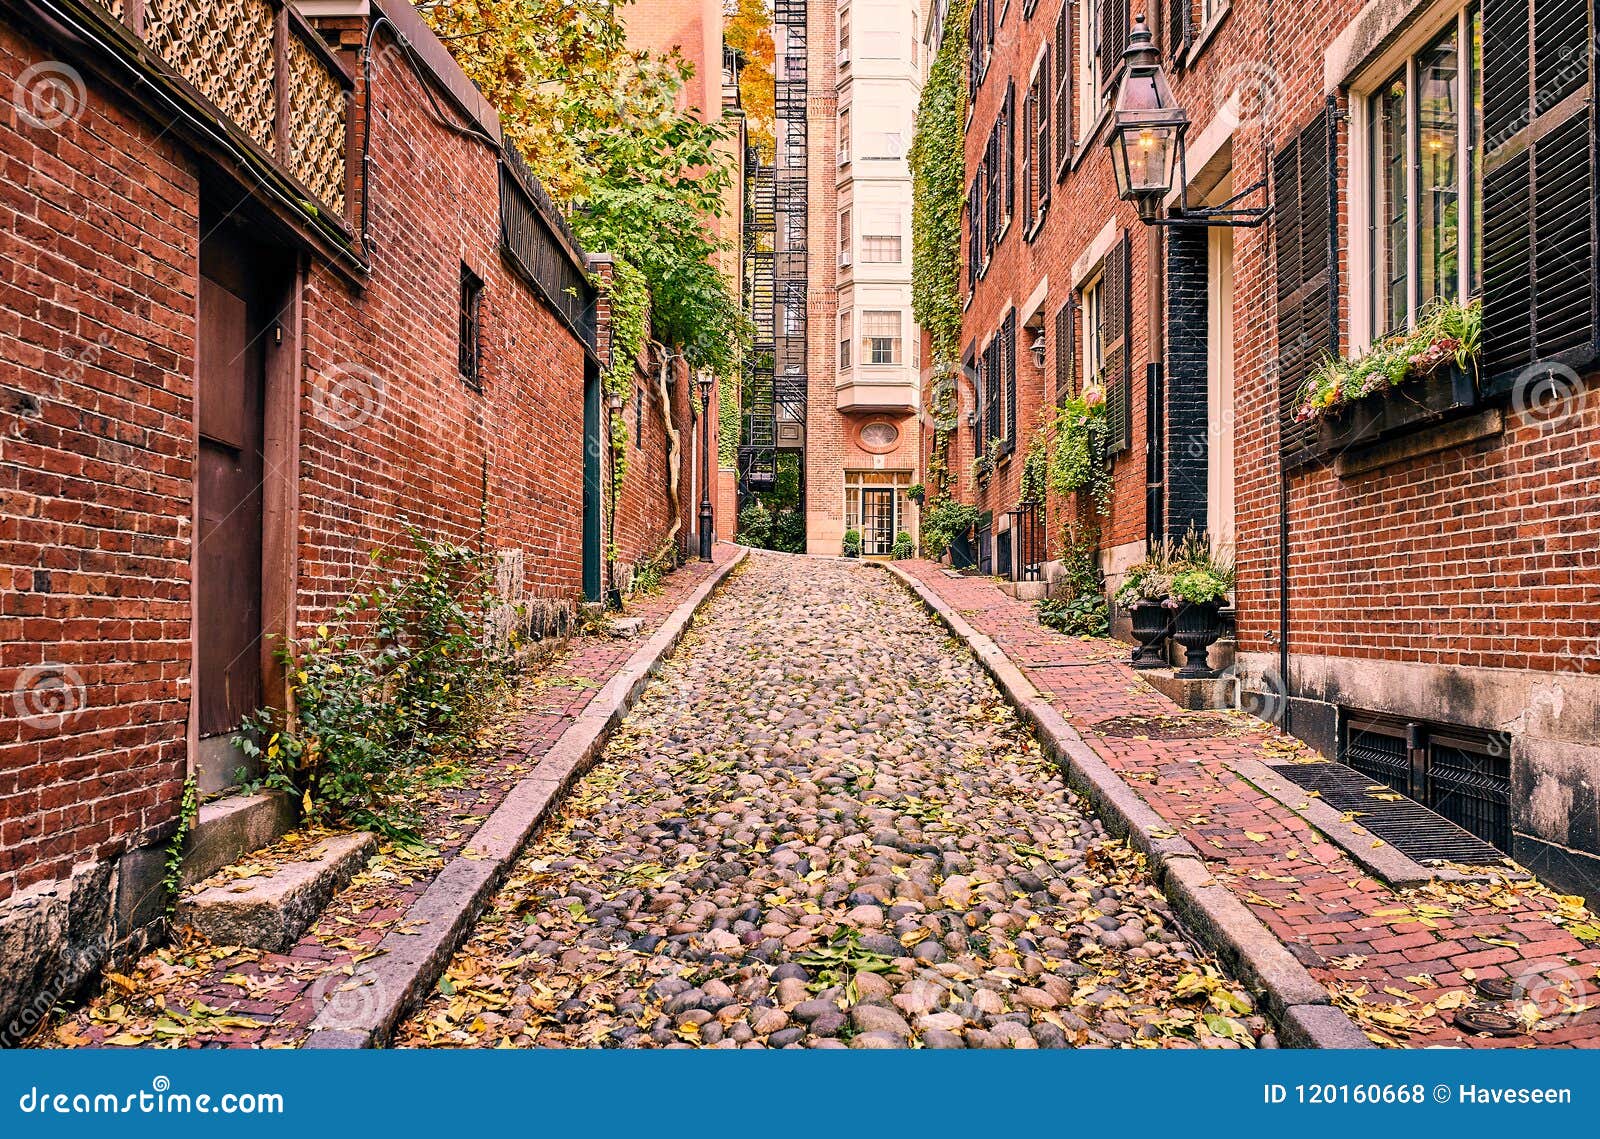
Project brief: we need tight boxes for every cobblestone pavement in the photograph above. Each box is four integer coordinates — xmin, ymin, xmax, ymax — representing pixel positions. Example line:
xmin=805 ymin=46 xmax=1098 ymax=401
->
xmin=41 ymin=548 xmax=734 ymax=1049
xmin=899 ymin=561 xmax=1600 ymax=1049
xmin=398 ymin=552 xmax=1271 ymax=1049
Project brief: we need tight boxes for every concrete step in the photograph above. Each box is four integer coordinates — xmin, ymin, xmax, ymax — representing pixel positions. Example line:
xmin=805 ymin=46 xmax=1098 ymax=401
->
xmin=997 ymin=580 xmax=1049 ymax=601
xmin=176 ymin=831 xmax=377 ymax=951
xmin=180 ymin=791 xmax=297 ymax=888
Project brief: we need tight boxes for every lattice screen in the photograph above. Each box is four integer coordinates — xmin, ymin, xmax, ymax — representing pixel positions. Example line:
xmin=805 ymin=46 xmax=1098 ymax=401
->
xmin=143 ymin=0 xmax=276 ymax=152
xmin=286 ymin=32 xmax=347 ymax=215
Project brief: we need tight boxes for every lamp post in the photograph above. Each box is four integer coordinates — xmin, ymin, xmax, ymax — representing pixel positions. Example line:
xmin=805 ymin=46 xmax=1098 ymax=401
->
xmin=697 ymin=371 xmax=715 ymax=562
xmin=1105 ymin=16 xmax=1270 ymax=228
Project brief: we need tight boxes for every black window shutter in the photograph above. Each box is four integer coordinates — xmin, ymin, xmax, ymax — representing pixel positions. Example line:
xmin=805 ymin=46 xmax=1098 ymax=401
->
xmin=1480 ymin=0 xmax=1598 ymax=394
xmin=1274 ymin=101 xmax=1338 ymax=470
xmin=1021 ymin=83 xmax=1035 ymax=226
xmin=1003 ymin=310 xmax=1018 ymax=451
xmin=969 ymin=343 xmax=984 ymax=456
xmin=1101 ymin=0 xmax=1130 ymax=92
xmin=967 ymin=173 xmax=982 ymax=291
xmin=1103 ymin=230 xmax=1133 ymax=453
xmin=1037 ymin=45 xmax=1051 ymax=213
xmin=1053 ymin=2 xmax=1073 ymax=179
xmin=1167 ymin=0 xmax=1190 ymax=61
xmin=1055 ymin=296 xmax=1077 ymax=406
xmin=985 ymin=337 xmax=1002 ymax=444
xmin=1003 ymin=83 xmax=1016 ymax=231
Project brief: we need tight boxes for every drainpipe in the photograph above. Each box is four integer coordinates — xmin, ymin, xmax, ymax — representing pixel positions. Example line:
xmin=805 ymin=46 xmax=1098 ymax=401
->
xmin=1146 ymin=227 xmax=1165 ymax=548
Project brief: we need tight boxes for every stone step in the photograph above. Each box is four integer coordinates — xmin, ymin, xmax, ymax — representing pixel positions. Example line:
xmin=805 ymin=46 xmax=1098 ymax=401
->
xmin=180 ymin=791 xmax=298 ymax=888
xmin=176 ymin=831 xmax=377 ymax=952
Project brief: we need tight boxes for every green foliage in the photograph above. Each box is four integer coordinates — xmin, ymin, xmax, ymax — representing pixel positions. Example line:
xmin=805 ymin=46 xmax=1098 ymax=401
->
xmin=1020 ymin=430 xmax=1049 ymax=503
xmin=1116 ymin=528 xmax=1234 ymax=607
xmin=163 ymin=776 xmax=198 ymax=912
xmin=909 ymin=0 xmax=972 ymax=368
xmin=735 ymin=500 xmax=805 ymax=552
xmin=1048 ymin=395 xmax=1113 ymax=514
xmin=425 ymin=0 xmax=748 ymax=379
xmin=920 ymin=498 xmax=980 ymax=558
xmin=602 ymin=257 xmax=649 ymax=495
xmin=842 ymin=529 xmax=863 ymax=557
xmin=1298 ymin=297 xmax=1480 ymax=421
xmin=1037 ymin=542 xmax=1107 ymax=636
xmin=907 ymin=482 xmax=924 ymax=500
xmin=237 ymin=528 xmax=516 ymax=834
xmin=718 ymin=373 xmax=739 ymax=468
xmin=891 ymin=531 xmax=915 ymax=560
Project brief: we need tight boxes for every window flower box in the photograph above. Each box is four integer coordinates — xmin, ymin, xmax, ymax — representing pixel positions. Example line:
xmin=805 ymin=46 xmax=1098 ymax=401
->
xmin=1316 ymin=360 xmax=1480 ymax=454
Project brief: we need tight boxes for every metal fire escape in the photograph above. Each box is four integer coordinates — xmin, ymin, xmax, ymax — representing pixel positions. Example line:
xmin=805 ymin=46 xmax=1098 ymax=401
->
xmin=739 ymin=0 xmax=808 ymax=497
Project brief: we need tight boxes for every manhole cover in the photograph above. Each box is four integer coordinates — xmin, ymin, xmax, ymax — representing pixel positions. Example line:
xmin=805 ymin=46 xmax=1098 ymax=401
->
xmin=1270 ymin=761 xmax=1506 ymax=865
xmin=1474 ymin=976 xmax=1519 ymax=1002
xmin=1453 ymin=1006 xmax=1522 ymax=1036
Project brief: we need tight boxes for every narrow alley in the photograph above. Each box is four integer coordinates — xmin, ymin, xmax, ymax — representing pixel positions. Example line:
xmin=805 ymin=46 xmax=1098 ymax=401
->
xmin=395 ymin=553 xmax=1269 ymax=1049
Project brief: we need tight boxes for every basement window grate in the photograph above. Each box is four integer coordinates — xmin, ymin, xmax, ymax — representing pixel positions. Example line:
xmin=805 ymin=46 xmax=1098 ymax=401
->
xmin=1272 ymin=761 xmax=1507 ymax=865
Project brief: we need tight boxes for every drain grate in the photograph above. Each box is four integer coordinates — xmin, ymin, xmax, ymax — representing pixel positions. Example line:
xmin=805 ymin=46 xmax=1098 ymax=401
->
xmin=1270 ymin=761 xmax=1507 ymax=865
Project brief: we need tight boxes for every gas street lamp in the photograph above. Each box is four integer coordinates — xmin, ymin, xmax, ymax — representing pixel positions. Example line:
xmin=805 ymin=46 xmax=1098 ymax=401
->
xmin=1105 ymin=15 xmax=1270 ymax=228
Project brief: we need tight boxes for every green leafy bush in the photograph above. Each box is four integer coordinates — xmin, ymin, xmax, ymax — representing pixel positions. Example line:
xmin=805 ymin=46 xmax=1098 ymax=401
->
xmin=735 ymin=501 xmax=773 ymax=548
xmin=237 ymin=528 xmax=515 ymax=834
xmin=1048 ymin=393 xmax=1112 ymax=513
xmin=919 ymin=498 xmax=979 ymax=558
xmin=891 ymin=531 xmax=915 ymax=560
xmin=1037 ymin=543 xmax=1107 ymax=636
xmin=842 ymin=529 xmax=863 ymax=557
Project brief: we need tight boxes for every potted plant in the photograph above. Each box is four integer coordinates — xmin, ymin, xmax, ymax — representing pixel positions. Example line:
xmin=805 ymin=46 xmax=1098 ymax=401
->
xmin=1297 ymin=298 xmax=1481 ymax=453
xmin=891 ymin=530 xmax=915 ymax=559
xmin=842 ymin=529 xmax=862 ymax=558
xmin=1167 ymin=553 xmax=1234 ymax=680
xmin=907 ymin=482 xmax=925 ymax=505
xmin=1115 ymin=555 xmax=1175 ymax=670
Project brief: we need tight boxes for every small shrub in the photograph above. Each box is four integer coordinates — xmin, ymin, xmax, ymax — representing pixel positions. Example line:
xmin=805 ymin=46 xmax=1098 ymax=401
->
xmin=1037 ymin=542 xmax=1107 ymax=636
xmin=237 ymin=527 xmax=516 ymax=834
xmin=735 ymin=501 xmax=773 ymax=548
xmin=891 ymin=530 xmax=915 ymax=559
xmin=919 ymin=498 xmax=979 ymax=558
xmin=842 ymin=529 xmax=862 ymax=557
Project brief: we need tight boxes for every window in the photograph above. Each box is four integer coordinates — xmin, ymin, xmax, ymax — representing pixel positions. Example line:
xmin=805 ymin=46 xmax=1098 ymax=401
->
xmin=863 ymin=128 xmax=906 ymax=160
xmin=838 ymin=107 xmax=851 ymax=164
xmin=458 ymin=263 xmax=483 ymax=390
xmin=839 ymin=209 xmax=852 ymax=267
xmin=861 ymin=232 xmax=902 ymax=262
xmin=983 ymin=87 xmax=1014 ymax=253
xmin=862 ymin=310 xmax=903 ymax=365
xmin=1081 ymin=275 xmax=1104 ymax=385
xmin=1365 ymin=3 xmax=1482 ymax=339
xmin=1080 ymin=0 xmax=1103 ymax=136
xmin=838 ymin=5 xmax=851 ymax=66
xmin=839 ymin=311 xmax=853 ymax=369
xmin=966 ymin=171 xmax=983 ymax=292
xmin=969 ymin=0 xmax=994 ymax=94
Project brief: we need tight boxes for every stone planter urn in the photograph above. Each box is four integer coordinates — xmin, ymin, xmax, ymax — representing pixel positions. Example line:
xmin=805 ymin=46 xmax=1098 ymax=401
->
xmin=1172 ymin=601 xmax=1223 ymax=679
xmin=1129 ymin=601 xmax=1172 ymax=670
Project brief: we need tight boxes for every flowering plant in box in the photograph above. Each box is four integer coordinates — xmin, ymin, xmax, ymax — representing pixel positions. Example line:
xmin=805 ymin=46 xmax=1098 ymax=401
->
xmin=1295 ymin=298 xmax=1480 ymax=422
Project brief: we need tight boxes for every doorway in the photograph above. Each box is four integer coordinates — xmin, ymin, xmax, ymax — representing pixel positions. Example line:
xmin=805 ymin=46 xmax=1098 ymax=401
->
xmin=193 ymin=223 xmax=292 ymax=793
xmin=860 ymin=487 xmax=895 ymax=555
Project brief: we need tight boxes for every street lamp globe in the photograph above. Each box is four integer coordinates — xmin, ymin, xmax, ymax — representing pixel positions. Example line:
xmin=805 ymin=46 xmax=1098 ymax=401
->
xmin=1105 ymin=15 xmax=1187 ymax=222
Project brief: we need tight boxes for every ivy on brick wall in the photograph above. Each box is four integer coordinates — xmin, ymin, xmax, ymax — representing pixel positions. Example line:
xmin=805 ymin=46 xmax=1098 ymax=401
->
xmin=908 ymin=0 xmax=971 ymax=507
xmin=909 ymin=0 xmax=971 ymax=369
xmin=603 ymin=256 xmax=650 ymax=494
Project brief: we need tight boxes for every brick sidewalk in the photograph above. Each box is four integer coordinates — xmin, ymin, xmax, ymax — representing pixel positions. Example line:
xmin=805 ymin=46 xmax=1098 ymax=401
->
xmin=900 ymin=561 xmax=1600 ymax=1048
xmin=42 ymin=545 xmax=738 ymax=1049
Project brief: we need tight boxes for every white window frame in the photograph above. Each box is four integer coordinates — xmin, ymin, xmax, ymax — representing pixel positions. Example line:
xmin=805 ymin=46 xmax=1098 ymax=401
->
xmin=838 ymin=107 xmax=852 ymax=165
xmin=1081 ymin=273 xmax=1105 ymax=386
xmin=1348 ymin=0 xmax=1481 ymax=352
xmin=861 ymin=233 xmax=903 ymax=263
xmin=1078 ymin=0 xmax=1105 ymax=140
xmin=862 ymin=309 xmax=904 ymax=366
xmin=839 ymin=310 xmax=853 ymax=369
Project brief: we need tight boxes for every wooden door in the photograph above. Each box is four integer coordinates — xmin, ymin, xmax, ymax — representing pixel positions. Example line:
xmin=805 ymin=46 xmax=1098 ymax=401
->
xmin=195 ymin=244 xmax=266 ymax=749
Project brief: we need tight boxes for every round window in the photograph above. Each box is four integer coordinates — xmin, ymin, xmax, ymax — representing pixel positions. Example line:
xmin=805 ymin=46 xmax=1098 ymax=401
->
xmin=858 ymin=420 xmax=900 ymax=452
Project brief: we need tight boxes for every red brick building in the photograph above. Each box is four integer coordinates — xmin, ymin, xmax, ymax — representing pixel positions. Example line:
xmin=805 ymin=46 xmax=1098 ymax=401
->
xmin=0 ymin=0 xmax=707 ymax=1028
xmin=952 ymin=0 xmax=1600 ymax=891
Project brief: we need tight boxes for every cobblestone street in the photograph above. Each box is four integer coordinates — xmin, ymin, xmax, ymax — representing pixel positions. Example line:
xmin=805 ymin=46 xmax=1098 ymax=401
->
xmin=397 ymin=552 xmax=1270 ymax=1049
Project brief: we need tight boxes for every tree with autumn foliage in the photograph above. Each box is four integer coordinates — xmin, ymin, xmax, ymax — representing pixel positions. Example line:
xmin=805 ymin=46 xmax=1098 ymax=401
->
xmin=723 ymin=0 xmax=774 ymax=158
xmin=421 ymin=0 xmax=747 ymax=379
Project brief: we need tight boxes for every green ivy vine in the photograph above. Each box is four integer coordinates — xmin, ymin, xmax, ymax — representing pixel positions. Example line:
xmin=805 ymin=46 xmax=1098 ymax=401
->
xmin=602 ymin=257 xmax=649 ymax=498
xmin=1048 ymin=395 xmax=1113 ymax=515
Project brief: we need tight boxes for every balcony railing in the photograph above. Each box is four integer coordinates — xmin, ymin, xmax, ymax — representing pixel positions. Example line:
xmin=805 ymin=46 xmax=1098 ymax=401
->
xmin=87 ymin=0 xmax=352 ymax=224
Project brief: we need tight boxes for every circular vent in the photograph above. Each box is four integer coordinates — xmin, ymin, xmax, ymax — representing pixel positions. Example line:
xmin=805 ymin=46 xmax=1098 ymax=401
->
xmin=858 ymin=421 xmax=900 ymax=452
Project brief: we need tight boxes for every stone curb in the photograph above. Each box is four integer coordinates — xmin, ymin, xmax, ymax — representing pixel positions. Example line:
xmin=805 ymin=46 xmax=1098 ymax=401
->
xmin=303 ymin=548 xmax=749 ymax=1049
xmin=879 ymin=563 xmax=1374 ymax=1050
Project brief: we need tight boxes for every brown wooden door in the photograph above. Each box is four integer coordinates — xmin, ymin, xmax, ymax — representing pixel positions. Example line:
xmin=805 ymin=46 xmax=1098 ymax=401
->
xmin=195 ymin=246 xmax=266 ymax=742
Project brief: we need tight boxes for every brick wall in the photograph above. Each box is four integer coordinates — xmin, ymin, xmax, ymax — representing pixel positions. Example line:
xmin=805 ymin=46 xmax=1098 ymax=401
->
xmin=0 ymin=21 xmax=196 ymax=904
